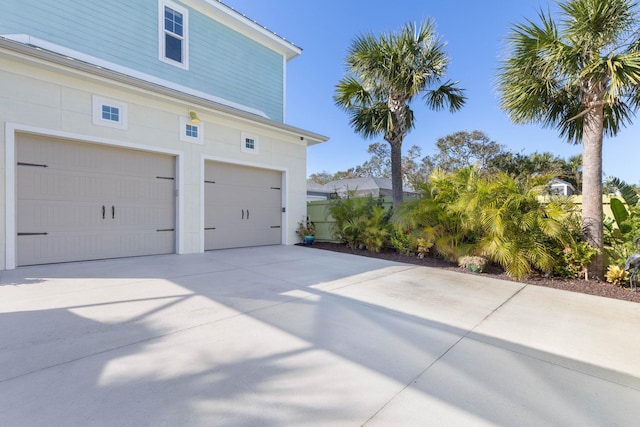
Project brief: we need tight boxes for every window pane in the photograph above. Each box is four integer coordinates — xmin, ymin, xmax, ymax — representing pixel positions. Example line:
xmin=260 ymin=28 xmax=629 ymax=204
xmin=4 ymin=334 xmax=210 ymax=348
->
xmin=186 ymin=124 xmax=198 ymax=138
xmin=164 ymin=6 xmax=183 ymax=36
xmin=101 ymin=105 xmax=119 ymax=122
xmin=165 ymin=34 xmax=182 ymax=62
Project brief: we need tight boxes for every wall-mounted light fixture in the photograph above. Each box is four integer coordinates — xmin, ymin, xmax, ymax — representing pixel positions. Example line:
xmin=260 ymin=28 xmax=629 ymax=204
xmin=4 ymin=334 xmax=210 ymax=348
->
xmin=189 ymin=111 xmax=201 ymax=123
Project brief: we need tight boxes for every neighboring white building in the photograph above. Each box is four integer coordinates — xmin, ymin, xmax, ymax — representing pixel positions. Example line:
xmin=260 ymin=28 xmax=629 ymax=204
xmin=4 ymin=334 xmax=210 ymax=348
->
xmin=0 ymin=1 xmax=327 ymax=270
xmin=549 ymin=178 xmax=577 ymax=196
xmin=307 ymin=177 xmax=420 ymax=201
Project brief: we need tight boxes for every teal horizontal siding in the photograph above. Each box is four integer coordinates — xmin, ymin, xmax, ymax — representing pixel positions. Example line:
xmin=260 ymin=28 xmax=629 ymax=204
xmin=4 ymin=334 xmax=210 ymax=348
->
xmin=0 ymin=0 xmax=284 ymax=121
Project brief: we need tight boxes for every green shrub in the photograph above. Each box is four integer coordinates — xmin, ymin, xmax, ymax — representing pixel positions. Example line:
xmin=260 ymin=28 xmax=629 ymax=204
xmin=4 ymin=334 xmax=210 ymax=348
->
xmin=329 ymin=194 xmax=391 ymax=252
xmin=395 ymin=167 xmax=579 ymax=280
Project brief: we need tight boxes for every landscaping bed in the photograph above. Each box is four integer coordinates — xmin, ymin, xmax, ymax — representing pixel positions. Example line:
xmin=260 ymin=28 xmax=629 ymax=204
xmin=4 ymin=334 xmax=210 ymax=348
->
xmin=308 ymin=241 xmax=640 ymax=304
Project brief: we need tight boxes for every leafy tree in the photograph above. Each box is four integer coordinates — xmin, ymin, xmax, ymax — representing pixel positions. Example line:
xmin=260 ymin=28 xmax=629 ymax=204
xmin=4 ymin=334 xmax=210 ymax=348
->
xmin=354 ymin=142 xmax=392 ymax=178
xmin=335 ymin=20 xmax=466 ymax=208
xmin=489 ymin=152 xmax=583 ymax=192
xmin=497 ymin=0 xmax=640 ymax=278
xmin=423 ymin=130 xmax=505 ymax=172
xmin=307 ymin=171 xmax=335 ymax=185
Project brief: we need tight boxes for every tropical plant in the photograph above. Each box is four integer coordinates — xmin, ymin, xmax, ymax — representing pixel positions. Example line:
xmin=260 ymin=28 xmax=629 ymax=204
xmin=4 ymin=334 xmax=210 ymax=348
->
xmin=555 ymin=240 xmax=599 ymax=279
xmin=458 ymin=256 xmax=488 ymax=273
xmin=329 ymin=194 xmax=391 ymax=252
xmin=389 ymin=226 xmax=416 ymax=256
xmin=295 ymin=218 xmax=316 ymax=241
xmin=435 ymin=167 xmax=578 ymax=280
xmin=393 ymin=174 xmax=471 ymax=262
xmin=605 ymin=264 xmax=629 ymax=286
xmin=334 ymin=20 xmax=466 ymax=208
xmin=497 ymin=0 xmax=640 ymax=279
xmin=604 ymin=177 xmax=640 ymax=263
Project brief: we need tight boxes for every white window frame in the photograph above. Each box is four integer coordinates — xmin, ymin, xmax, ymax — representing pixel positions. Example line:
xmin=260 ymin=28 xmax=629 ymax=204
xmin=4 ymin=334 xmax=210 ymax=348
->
xmin=241 ymin=132 xmax=259 ymax=154
xmin=180 ymin=116 xmax=203 ymax=144
xmin=159 ymin=0 xmax=189 ymax=70
xmin=92 ymin=96 xmax=128 ymax=130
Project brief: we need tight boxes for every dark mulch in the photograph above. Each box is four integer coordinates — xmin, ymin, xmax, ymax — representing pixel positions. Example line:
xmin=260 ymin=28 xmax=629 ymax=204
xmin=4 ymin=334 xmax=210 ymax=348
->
xmin=307 ymin=241 xmax=640 ymax=304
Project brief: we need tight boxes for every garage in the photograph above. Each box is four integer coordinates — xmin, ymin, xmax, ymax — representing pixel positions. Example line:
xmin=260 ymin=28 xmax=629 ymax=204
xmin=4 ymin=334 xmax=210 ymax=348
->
xmin=204 ymin=161 xmax=282 ymax=250
xmin=16 ymin=134 xmax=176 ymax=266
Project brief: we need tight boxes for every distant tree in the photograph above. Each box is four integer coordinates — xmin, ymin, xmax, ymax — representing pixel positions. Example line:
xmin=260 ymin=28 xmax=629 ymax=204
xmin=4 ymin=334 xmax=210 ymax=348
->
xmin=353 ymin=142 xmax=393 ymax=178
xmin=423 ymin=130 xmax=505 ymax=172
xmin=498 ymin=0 xmax=640 ymax=278
xmin=307 ymin=171 xmax=335 ymax=185
xmin=335 ymin=20 xmax=466 ymax=207
xmin=489 ymin=152 xmax=583 ymax=192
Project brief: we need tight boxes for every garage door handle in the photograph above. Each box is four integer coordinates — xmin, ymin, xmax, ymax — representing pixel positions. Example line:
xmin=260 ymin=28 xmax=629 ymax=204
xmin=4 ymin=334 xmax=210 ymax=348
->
xmin=242 ymin=209 xmax=244 ymax=220
xmin=246 ymin=209 xmax=249 ymax=220
xmin=102 ymin=205 xmax=105 ymax=219
xmin=112 ymin=205 xmax=115 ymax=219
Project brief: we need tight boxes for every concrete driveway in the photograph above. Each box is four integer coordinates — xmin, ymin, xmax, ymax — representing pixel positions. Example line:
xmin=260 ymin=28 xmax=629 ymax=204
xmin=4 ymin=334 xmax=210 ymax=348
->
xmin=0 ymin=246 xmax=638 ymax=426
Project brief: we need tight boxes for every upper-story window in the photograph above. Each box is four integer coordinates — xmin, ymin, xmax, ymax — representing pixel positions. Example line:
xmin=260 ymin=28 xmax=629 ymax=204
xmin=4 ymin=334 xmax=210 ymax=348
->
xmin=159 ymin=1 xmax=189 ymax=69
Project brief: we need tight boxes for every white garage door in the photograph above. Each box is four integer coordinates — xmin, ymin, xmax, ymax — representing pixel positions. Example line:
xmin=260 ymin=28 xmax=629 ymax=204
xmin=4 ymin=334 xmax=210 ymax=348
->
xmin=204 ymin=161 xmax=282 ymax=250
xmin=16 ymin=134 xmax=176 ymax=266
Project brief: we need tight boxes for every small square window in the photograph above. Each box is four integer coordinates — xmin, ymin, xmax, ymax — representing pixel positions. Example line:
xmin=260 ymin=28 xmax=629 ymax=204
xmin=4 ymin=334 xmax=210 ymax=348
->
xmin=186 ymin=124 xmax=198 ymax=138
xmin=180 ymin=116 xmax=203 ymax=144
xmin=93 ymin=95 xmax=127 ymax=129
xmin=241 ymin=132 xmax=259 ymax=154
xmin=101 ymin=105 xmax=120 ymax=122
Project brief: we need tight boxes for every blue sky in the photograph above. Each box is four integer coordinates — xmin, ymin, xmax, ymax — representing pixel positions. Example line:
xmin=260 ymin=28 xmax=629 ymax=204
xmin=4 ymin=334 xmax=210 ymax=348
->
xmin=222 ymin=0 xmax=639 ymax=184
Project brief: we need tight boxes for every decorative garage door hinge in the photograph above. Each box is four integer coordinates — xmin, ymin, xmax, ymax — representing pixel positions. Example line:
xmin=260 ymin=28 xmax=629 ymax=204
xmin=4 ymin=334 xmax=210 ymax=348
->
xmin=204 ymin=180 xmax=216 ymax=184
xmin=270 ymin=226 xmax=281 ymax=229
xmin=156 ymin=176 xmax=175 ymax=180
xmin=156 ymin=228 xmax=175 ymax=232
xmin=270 ymin=187 xmax=281 ymax=190
xmin=18 ymin=232 xmax=48 ymax=236
xmin=205 ymin=227 xmax=216 ymax=230
xmin=17 ymin=162 xmax=48 ymax=168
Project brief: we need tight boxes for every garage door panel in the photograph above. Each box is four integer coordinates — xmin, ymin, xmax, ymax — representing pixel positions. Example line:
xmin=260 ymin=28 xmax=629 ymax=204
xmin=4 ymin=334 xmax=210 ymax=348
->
xmin=18 ymin=200 xmax=106 ymax=231
xmin=16 ymin=134 xmax=176 ymax=266
xmin=204 ymin=161 xmax=282 ymax=251
xmin=18 ymin=230 xmax=175 ymax=266
xmin=18 ymin=135 xmax=174 ymax=178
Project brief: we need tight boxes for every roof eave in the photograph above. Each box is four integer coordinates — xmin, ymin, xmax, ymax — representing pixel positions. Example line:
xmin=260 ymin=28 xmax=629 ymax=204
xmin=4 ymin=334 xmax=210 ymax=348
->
xmin=0 ymin=37 xmax=328 ymax=145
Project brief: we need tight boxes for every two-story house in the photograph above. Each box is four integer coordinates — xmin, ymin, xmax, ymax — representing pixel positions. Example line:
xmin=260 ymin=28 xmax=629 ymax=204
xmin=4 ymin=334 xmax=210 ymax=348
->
xmin=0 ymin=0 xmax=327 ymax=270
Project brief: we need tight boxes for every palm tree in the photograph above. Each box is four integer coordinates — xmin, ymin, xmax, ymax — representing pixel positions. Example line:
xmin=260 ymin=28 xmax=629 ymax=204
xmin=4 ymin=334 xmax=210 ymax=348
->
xmin=334 ymin=20 xmax=466 ymax=208
xmin=498 ymin=0 xmax=640 ymax=278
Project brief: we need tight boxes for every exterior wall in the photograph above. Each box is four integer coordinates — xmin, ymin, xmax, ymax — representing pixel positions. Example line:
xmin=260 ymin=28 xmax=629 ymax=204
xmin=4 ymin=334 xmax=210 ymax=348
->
xmin=0 ymin=0 xmax=285 ymax=121
xmin=0 ymin=49 xmax=308 ymax=270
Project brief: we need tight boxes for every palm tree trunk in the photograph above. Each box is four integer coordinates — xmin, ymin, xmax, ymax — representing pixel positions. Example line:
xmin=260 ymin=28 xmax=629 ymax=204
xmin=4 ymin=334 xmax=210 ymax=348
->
xmin=582 ymin=105 xmax=605 ymax=279
xmin=387 ymin=93 xmax=407 ymax=208
xmin=390 ymin=141 xmax=404 ymax=208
